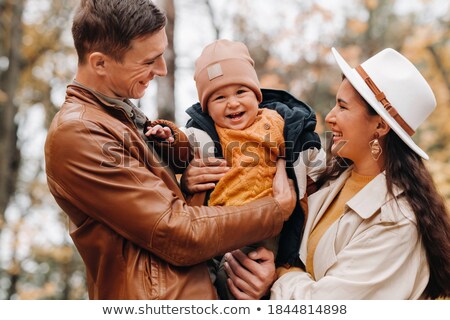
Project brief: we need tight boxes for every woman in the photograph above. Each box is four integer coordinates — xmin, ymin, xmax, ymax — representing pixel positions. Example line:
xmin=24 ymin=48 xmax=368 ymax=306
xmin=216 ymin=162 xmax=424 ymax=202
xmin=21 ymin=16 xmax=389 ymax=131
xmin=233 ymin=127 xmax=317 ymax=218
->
xmin=207 ymin=47 xmax=450 ymax=299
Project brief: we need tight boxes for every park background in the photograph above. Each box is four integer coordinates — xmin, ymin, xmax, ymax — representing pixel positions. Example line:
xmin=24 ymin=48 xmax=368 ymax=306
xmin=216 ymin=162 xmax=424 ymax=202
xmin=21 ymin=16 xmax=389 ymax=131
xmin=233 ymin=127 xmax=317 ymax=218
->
xmin=0 ymin=0 xmax=449 ymax=299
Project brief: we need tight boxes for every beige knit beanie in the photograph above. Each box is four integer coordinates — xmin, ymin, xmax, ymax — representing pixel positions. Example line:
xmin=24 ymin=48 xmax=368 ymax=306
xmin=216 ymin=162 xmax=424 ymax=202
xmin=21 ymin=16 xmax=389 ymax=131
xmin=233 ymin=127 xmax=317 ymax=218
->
xmin=194 ymin=39 xmax=263 ymax=112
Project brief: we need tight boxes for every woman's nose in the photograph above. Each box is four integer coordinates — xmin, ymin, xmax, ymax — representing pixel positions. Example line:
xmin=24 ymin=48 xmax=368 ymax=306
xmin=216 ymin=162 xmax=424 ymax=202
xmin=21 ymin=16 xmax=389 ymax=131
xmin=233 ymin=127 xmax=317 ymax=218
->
xmin=325 ymin=106 xmax=337 ymax=125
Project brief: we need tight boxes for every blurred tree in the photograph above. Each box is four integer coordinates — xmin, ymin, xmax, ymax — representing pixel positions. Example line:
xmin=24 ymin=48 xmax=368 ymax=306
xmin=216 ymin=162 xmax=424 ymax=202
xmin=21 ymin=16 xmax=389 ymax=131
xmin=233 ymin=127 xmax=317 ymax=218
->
xmin=204 ymin=0 xmax=221 ymax=39
xmin=0 ymin=0 xmax=23 ymax=235
xmin=156 ymin=0 xmax=176 ymax=122
xmin=338 ymin=0 xmax=414 ymax=56
xmin=20 ymin=0 xmax=77 ymax=127
xmin=402 ymin=8 xmax=450 ymax=200
xmin=0 ymin=0 xmax=86 ymax=299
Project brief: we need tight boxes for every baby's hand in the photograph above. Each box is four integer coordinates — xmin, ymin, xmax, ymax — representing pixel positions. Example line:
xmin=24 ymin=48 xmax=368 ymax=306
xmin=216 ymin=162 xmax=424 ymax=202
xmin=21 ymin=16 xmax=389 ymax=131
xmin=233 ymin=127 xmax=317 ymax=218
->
xmin=145 ymin=124 xmax=175 ymax=143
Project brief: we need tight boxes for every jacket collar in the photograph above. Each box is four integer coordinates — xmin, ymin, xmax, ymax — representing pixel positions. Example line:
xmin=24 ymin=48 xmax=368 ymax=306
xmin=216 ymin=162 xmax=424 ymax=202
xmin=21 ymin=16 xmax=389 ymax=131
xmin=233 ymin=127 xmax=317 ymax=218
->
xmin=346 ymin=170 xmax=404 ymax=219
xmin=301 ymin=166 xmax=406 ymax=265
xmin=70 ymin=80 xmax=147 ymax=127
xmin=320 ymin=167 xmax=405 ymax=220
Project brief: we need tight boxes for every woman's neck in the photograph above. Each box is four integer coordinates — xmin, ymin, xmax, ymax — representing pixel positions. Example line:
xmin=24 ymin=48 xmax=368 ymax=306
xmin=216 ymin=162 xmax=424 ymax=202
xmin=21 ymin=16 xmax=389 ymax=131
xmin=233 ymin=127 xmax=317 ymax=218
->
xmin=352 ymin=157 xmax=384 ymax=176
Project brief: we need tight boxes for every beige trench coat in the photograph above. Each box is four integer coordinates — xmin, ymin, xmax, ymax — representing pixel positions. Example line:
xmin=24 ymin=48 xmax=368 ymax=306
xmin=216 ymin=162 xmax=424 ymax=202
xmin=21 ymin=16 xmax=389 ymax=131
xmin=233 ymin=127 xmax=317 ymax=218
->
xmin=271 ymin=168 xmax=429 ymax=299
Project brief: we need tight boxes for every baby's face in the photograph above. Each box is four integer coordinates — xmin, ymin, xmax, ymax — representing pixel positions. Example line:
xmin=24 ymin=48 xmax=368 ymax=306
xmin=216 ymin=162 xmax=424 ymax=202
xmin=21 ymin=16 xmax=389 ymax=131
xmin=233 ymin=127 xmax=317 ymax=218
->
xmin=207 ymin=84 xmax=259 ymax=130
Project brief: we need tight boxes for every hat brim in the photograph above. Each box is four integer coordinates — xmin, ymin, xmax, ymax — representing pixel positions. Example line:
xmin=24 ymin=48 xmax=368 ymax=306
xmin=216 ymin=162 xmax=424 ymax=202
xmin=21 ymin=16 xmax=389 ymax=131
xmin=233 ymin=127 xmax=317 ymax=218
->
xmin=331 ymin=47 xmax=429 ymax=160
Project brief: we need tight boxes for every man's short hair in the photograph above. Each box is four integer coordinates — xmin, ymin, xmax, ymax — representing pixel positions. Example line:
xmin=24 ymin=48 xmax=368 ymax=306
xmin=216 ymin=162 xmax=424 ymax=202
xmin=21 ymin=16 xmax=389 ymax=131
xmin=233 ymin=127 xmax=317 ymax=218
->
xmin=72 ymin=0 xmax=166 ymax=64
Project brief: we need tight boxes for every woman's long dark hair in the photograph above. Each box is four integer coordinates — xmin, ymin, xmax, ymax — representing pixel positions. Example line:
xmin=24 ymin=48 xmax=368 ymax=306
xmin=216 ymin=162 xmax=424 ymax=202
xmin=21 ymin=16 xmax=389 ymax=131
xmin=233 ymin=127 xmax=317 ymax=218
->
xmin=318 ymin=93 xmax=450 ymax=299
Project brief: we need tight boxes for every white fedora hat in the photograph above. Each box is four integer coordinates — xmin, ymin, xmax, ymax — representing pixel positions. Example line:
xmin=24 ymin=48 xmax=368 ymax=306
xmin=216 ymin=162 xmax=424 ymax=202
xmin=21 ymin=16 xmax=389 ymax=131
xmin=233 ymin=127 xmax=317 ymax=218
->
xmin=331 ymin=47 xmax=436 ymax=160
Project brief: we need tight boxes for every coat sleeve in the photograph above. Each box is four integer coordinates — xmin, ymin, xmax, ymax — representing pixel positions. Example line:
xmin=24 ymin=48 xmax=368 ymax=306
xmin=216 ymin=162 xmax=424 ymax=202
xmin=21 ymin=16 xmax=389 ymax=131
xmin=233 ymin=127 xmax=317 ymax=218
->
xmin=181 ymin=126 xmax=217 ymax=159
xmin=293 ymin=147 xmax=326 ymax=199
xmin=270 ymin=217 xmax=427 ymax=299
xmin=147 ymin=119 xmax=192 ymax=173
xmin=46 ymin=119 xmax=285 ymax=267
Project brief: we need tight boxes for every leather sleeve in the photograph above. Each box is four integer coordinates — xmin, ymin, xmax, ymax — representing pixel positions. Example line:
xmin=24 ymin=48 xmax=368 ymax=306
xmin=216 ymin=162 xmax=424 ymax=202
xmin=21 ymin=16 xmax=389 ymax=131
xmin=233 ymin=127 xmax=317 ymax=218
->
xmin=45 ymin=118 xmax=285 ymax=266
xmin=147 ymin=119 xmax=192 ymax=174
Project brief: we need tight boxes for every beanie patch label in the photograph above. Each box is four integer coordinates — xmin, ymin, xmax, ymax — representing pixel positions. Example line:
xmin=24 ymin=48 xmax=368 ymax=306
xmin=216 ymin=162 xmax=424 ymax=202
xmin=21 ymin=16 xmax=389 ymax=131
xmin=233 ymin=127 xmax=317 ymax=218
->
xmin=207 ymin=63 xmax=223 ymax=81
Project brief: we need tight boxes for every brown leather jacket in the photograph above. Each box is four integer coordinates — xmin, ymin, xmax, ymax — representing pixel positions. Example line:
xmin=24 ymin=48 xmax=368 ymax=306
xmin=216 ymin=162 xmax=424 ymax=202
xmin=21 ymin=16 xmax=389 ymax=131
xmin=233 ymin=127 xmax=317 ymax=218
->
xmin=44 ymin=83 xmax=285 ymax=299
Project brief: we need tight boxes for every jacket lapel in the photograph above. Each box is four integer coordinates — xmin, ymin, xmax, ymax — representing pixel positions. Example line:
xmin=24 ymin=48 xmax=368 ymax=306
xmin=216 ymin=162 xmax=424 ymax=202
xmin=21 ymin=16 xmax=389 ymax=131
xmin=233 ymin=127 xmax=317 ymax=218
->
xmin=300 ymin=169 xmax=405 ymax=279
xmin=299 ymin=168 xmax=352 ymax=263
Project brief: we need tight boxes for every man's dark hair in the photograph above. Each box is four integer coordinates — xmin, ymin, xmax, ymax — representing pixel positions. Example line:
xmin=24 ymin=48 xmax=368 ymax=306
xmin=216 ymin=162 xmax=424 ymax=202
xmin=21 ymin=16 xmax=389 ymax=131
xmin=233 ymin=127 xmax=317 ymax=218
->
xmin=72 ymin=0 xmax=166 ymax=64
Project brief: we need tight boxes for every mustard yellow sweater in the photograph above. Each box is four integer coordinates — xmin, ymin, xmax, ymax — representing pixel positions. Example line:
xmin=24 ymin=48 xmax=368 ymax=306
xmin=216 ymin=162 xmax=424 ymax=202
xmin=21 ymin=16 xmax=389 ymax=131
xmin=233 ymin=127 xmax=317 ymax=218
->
xmin=305 ymin=171 xmax=375 ymax=279
xmin=209 ymin=108 xmax=284 ymax=206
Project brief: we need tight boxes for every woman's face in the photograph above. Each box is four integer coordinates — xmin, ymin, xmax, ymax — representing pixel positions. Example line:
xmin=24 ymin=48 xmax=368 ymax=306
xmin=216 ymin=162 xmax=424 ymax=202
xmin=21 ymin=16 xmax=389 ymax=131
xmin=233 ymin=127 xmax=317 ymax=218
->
xmin=325 ymin=78 xmax=381 ymax=166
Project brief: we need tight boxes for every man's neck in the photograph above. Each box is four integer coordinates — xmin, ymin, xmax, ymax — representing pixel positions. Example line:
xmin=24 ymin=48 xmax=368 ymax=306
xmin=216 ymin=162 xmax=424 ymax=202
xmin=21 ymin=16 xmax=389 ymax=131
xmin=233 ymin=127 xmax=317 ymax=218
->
xmin=75 ymin=68 xmax=118 ymax=99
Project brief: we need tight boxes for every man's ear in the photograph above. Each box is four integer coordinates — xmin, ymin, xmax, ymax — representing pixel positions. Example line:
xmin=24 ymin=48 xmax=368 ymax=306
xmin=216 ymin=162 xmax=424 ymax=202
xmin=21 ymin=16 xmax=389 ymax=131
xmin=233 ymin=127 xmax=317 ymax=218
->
xmin=88 ymin=52 xmax=108 ymax=76
xmin=376 ymin=117 xmax=391 ymax=138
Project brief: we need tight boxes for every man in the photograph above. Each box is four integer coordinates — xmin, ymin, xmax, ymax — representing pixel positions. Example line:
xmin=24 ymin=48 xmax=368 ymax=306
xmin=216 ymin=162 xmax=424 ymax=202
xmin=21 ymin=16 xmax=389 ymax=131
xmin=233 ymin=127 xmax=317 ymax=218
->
xmin=44 ymin=0 xmax=295 ymax=299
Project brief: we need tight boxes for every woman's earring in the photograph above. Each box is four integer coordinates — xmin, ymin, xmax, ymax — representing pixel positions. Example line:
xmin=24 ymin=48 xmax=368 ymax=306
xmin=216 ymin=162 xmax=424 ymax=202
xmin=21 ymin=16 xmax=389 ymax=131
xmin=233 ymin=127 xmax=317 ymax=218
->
xmin=369 ymin=132 xmax=382 ymax=161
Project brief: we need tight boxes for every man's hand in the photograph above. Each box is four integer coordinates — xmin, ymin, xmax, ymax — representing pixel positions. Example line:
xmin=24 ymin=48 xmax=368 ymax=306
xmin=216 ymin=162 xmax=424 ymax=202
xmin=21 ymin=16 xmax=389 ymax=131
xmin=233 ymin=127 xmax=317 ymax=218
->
xmin=180 ymin=147 xmax=230 ymax=194
xmin=224 ymin=247 xmax=277 ymax=300
xmin=272 ymin=159 xmax=296 ymax=220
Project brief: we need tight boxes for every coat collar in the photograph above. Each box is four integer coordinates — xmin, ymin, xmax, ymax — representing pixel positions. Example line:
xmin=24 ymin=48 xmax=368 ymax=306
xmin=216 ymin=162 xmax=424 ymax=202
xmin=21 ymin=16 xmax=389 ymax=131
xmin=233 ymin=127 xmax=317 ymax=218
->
xmin=315 ymin=166 xmax=405 ymax=221
xmin=70 ymin=80 xmax=147 ymax=126
xmin=300 ymin=166 xmax=405 ymax=264
xmin=346 ymin=170 xmax=404 ymax=219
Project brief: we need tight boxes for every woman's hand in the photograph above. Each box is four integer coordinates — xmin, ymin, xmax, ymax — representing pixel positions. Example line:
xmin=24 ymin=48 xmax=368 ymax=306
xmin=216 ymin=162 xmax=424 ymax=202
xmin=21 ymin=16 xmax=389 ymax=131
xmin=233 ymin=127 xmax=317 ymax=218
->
xmin=223 ymin=247 xmax=277 ymax=300
xmin=180 ymin=148 xmax=230 ymax=194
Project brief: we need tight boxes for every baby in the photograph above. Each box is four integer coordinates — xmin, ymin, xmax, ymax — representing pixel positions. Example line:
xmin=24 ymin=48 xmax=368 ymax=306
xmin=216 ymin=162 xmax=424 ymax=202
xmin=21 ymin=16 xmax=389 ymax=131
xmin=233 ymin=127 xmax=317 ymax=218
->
xmin=183 ymin=39 xmax=325 ymax=299
xmin=148 ymin=39 xmax=324 ymax=299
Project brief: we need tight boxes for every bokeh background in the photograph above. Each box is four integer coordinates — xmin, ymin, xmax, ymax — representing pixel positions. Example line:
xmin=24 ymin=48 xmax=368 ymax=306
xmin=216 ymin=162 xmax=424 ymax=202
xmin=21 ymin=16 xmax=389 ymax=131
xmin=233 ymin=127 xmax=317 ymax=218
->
xmin=0 ymin=0 xmax=449 ymax=299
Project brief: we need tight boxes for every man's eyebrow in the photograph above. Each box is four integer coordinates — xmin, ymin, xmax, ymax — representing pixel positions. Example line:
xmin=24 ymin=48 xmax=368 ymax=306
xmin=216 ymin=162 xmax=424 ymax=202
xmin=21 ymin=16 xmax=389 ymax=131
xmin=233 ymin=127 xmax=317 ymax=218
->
xmin=337 ymin=98 xmax=348 ymax=104
xmin=144 ymin=52 xmax=164 ymax=62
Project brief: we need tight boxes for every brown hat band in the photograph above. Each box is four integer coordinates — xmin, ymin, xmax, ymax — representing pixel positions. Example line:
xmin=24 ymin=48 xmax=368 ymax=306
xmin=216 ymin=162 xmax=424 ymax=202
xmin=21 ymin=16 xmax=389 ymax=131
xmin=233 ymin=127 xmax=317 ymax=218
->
xmin=356 ymin=65 xmax=415 ymax=136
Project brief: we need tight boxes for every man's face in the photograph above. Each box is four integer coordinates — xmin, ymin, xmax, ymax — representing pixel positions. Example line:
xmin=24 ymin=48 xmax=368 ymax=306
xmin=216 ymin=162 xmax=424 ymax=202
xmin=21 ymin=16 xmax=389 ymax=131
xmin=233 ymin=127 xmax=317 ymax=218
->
xmin=101 ymin=28 xmax=168 ymax=99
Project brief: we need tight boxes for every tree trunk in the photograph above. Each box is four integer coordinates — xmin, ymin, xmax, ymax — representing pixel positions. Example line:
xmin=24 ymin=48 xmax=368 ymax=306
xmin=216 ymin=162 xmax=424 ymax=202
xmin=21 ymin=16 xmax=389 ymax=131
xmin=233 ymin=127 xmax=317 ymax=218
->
xmin=427 ymin=44 xmax=450 ymax=92
xmin=0 ymin=0 xmax=24 ymax=229
xmin=204 ymin=0 xmax=220 ymax=39
xmin=156 ymin=0 xmax=176 ymax=122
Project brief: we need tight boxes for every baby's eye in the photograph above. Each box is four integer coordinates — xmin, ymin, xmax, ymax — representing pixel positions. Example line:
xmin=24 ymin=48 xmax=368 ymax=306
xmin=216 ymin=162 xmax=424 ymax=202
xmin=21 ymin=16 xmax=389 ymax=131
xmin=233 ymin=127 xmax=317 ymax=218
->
xmin=214 ymin=95 xmax=225 ymax=101
xmin=236 ymin=89 xmax=247 ymax=95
